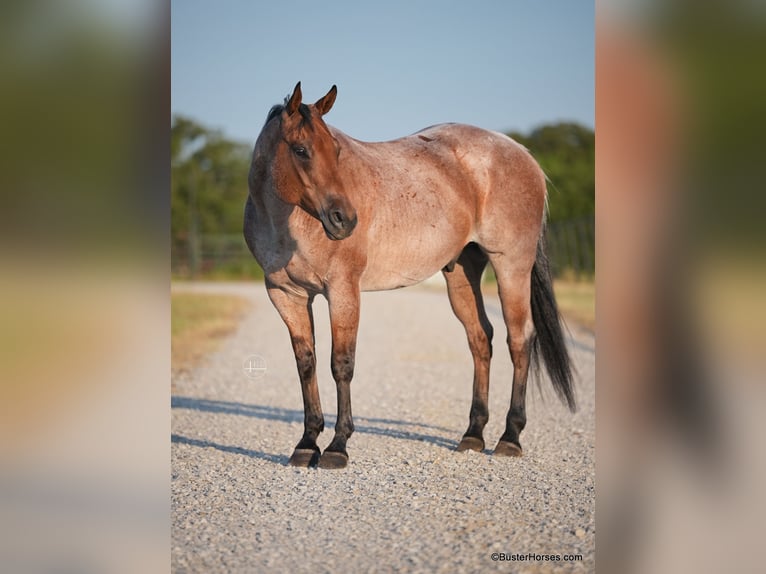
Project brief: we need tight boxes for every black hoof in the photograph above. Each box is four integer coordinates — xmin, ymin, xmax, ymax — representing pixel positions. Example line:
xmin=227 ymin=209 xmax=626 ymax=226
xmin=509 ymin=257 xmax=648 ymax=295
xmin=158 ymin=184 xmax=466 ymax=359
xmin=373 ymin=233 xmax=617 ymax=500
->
xmin=288 ymin=448 xmax=320 ymax=467
xmin=456 ymin=436 xmax=485 ymax=452
xmin=493 ymin=440 xmax=523 ymax=457
xmin=318 ymin=450 xmax=348 ymax=469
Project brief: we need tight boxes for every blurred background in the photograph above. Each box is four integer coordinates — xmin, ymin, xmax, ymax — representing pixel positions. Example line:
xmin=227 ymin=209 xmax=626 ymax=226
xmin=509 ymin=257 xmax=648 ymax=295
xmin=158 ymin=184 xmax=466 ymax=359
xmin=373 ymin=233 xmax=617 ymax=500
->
xmin=597 ymin=1 xmax=766 ymax=573
xmin=0 ymin=1 xmax=169 ymax=573
xmin=2 ymin=0 xmax=765 ymax=572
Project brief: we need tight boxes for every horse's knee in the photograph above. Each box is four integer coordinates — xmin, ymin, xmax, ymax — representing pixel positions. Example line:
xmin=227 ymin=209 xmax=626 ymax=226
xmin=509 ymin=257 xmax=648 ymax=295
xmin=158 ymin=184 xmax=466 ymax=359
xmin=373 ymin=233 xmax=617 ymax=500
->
xmin=294 ymin=346 xmax=315 ymax=381
xmin=331 ymin=351 xmax=355 ymax=383
xmin=468 ymin=323 xmax=494 ymax=364
xmin=467 ymin=334 xmax=488 ymax=360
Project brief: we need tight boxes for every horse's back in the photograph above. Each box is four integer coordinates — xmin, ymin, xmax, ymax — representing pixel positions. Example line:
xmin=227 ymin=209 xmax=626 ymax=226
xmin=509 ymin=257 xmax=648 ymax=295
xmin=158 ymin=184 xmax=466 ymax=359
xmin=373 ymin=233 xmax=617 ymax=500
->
xmin=413 ymin=123 xmax=528 ymax=157
xmin=409 ymin=123 xmax=542 ymax=192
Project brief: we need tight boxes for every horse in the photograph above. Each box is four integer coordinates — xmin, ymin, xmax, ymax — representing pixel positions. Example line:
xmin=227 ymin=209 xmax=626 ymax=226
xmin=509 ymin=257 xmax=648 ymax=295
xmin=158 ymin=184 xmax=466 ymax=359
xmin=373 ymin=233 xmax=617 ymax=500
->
xmin=244 ymin=82 xmax=575 ymax=469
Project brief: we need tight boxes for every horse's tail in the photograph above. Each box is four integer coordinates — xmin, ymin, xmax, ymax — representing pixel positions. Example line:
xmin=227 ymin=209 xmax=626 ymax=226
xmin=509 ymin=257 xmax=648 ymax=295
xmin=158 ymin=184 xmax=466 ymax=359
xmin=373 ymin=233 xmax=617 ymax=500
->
xmin=530 ymin=232 xmax=577 ymax=411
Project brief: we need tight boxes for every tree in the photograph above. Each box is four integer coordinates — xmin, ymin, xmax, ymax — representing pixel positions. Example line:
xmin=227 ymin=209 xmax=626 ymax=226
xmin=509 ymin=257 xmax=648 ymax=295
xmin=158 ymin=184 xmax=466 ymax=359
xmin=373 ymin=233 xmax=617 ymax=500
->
xmin=506 ymin=122 xmax=594 ymax=223
xmin=171 ymin=115 xmax=252 ymax=276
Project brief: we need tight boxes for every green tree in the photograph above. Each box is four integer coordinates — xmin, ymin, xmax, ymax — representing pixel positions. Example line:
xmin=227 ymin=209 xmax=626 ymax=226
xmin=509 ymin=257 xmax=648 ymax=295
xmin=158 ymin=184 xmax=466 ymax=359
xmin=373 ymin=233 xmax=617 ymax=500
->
xmin=507 ymin=122 xmax=594 ymax=223
xmin=171 ymin=115 xmax=253 ymax=277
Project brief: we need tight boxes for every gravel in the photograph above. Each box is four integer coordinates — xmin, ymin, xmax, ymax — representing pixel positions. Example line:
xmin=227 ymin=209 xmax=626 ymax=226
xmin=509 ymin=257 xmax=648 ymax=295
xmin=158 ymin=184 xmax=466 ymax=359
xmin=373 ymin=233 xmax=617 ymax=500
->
xmin=172 ymin=281 xmax=595 ymax=573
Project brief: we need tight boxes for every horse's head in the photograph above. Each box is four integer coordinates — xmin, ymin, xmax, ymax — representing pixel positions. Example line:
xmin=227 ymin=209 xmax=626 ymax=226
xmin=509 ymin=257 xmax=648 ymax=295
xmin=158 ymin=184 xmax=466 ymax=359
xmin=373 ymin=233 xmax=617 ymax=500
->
xmin=255 ymin=82 xmax=357 ymax=240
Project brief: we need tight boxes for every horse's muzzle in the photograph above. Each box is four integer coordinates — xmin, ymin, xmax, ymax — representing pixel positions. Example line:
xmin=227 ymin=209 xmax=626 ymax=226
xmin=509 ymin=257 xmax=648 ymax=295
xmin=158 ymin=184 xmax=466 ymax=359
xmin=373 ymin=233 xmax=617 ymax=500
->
xmin=320 ymin=201 xmax=357 ymax=240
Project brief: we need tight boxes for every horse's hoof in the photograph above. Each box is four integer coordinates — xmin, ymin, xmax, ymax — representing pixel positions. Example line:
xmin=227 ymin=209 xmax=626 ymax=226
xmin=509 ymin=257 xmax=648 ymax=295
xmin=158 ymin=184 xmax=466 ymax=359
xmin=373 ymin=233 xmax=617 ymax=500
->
xmin=318 ymin=450 xmax=348 ymax=469
xmin=456 ymin=436 xmax=485 ymax=452
xmin=493 ymin=440 xmax=523 ymax=457
xmin=288 ymin=448 xmax=320 ymax=467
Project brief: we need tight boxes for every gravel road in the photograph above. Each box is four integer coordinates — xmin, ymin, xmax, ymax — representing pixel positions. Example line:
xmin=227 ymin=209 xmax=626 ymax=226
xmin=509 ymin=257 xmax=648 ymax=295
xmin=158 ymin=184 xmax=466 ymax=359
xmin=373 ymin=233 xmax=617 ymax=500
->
xmin=172 ymin=281 xmax=595 ymax=573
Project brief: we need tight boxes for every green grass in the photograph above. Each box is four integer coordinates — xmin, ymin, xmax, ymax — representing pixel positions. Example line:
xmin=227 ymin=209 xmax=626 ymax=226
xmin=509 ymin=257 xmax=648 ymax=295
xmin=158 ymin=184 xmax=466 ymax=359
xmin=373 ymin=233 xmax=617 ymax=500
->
xmin=171 ymin=293 xmax=250 ymax=375
xmin=171 ymin=259 xmax=265 ymax=281
xmin=553 ymin=279 xmax=595 ymax=330
xmin=202 ymin=259 xmax=265 ymax=281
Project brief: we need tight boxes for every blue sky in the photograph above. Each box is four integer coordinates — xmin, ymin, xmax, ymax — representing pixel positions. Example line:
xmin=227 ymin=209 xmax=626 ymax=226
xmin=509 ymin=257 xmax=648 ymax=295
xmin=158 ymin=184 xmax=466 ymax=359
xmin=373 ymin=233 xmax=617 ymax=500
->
xmin=172 ymin=1 xmax=593 ymax=144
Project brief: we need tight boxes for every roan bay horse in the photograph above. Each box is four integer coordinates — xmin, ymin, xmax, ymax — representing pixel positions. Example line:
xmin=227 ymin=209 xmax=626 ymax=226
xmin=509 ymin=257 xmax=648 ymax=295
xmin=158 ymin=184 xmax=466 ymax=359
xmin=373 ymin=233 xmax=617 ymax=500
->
xmin=245 ymin=82 xmax=575 ymax=469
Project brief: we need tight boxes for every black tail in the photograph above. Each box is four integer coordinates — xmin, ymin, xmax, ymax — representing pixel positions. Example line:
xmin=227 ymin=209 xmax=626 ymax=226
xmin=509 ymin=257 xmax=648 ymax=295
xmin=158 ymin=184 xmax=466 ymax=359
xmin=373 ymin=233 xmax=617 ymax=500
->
xmin=530 ymin=235 xmax=577 ymax=411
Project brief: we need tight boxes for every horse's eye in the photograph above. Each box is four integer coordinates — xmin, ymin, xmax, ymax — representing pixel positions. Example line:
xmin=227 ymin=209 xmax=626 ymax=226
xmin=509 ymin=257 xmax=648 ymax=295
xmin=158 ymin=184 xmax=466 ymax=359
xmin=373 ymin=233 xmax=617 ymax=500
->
xmin=292 ymin=146 xmax=309 ymax=159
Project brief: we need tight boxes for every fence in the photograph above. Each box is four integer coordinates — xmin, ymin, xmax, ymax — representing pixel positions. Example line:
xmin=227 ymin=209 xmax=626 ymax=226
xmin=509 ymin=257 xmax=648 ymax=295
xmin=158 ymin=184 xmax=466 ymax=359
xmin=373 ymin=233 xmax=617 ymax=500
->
xmin=545 ymin=216 xmax=595 ymax=278
xmin=172 ymin=233 xmax=263 ymax=279
xmin=171 ymin=216 xmax=594 ymax=280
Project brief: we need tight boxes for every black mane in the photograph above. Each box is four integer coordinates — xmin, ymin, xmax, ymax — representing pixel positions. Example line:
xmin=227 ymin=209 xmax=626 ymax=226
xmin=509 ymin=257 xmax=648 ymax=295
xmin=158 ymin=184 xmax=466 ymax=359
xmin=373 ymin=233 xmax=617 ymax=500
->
xmin=264 ymin=95 xmax=312 ymax=127
xmin=265 ymin=104 xmax=284 ymax=125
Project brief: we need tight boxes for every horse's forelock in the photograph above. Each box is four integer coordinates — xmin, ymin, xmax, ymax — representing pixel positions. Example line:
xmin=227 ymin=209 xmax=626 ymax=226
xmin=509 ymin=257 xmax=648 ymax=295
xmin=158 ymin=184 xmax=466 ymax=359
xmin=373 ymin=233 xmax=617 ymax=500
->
xmin=297 ymin=103 xmax=312 ymax=127
xmin=264 ymin=101 xmax=313 ymax=129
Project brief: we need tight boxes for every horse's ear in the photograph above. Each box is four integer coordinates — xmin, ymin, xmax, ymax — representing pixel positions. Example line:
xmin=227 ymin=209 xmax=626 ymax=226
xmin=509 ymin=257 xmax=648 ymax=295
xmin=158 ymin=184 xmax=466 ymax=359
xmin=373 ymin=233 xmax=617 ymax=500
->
xmin=314 ymin=85 xmax=337 ymax=116
xmin=286 ymin=81 xmax=302 ymax=116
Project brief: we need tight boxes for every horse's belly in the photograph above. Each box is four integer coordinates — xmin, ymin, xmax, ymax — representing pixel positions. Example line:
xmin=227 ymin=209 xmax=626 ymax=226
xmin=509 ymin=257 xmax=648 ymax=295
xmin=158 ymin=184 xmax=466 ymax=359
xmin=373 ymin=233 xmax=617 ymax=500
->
xmin=360 ymin=207 xmax=473 ymax=291
xmin=359 ymin=241 xmax=461 ymax=292
xmin=359 ymin=265 xmax=440 ymax=292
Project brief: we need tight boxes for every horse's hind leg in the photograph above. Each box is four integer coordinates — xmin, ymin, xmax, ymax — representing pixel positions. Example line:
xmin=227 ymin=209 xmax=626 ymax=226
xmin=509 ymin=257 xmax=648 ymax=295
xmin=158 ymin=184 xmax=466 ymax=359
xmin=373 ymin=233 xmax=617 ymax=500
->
xmin=443 ymin=243 xmax=494 ymax=452
xmin=266 ymin=284 xmax=324 ymax=467
xmin=488 ymin=254 xmax=535 ymax=457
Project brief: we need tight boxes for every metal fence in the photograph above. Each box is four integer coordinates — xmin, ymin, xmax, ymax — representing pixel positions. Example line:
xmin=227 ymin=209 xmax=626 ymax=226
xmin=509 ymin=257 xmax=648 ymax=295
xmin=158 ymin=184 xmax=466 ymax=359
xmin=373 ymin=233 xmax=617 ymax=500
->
xmin=545 ymin=216 xmax=595 ymax=278
xmin=172 ymin=233 xmax=260 ymax=278
xmin=172 ymin=216 xmax=594 ymax=280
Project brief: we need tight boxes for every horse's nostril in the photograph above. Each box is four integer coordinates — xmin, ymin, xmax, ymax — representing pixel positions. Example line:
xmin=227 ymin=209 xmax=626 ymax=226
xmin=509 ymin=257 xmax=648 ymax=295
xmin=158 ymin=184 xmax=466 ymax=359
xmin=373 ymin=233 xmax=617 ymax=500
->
xmin=330 ymin=210 xmax=344 ymax=227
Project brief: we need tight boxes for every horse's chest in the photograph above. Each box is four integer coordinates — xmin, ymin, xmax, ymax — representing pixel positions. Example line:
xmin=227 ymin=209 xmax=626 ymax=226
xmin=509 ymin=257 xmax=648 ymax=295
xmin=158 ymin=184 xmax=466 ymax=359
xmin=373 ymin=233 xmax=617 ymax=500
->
xmin=251 ymin=226 xmax=326 ymax=291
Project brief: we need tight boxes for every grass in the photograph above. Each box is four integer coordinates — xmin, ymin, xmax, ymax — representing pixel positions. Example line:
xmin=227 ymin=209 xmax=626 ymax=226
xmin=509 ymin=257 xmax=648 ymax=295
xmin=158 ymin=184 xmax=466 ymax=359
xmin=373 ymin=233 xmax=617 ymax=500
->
xmin=171 ymin=292 xmax=251 ymax=375
xmin=171 ymin=259 xmax=265 ymax=282
xmin=553 ymin=278 xmax=595 ymax=330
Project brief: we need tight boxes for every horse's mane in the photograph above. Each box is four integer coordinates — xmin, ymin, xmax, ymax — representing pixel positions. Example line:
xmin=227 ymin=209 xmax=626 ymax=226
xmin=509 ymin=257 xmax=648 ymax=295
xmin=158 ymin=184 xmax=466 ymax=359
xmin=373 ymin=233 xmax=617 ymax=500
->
xmin=265 ymin=104 xmax=284 ymax=125
xmin=264 ymin=96 xmax=312 ymax=127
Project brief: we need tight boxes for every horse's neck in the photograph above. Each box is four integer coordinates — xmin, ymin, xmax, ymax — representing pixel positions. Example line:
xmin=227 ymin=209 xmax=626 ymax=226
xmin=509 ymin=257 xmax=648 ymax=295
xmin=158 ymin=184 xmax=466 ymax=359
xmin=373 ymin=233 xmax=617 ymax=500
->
xmin=334 ymin=132 xmax=397 ymax=195
xmin=248 ymin=152 xmax=287 ymax=219
xmin=251 ymin=181 xmax=294 ymax=231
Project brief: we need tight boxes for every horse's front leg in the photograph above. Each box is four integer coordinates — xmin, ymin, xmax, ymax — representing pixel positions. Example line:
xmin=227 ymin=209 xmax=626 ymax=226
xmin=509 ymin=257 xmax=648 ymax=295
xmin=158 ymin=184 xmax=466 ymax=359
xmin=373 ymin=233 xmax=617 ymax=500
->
xmin=318 ymin=282 xmax=361 ymax=469
xmin=266 ymin=284 xmax=323 ymax=467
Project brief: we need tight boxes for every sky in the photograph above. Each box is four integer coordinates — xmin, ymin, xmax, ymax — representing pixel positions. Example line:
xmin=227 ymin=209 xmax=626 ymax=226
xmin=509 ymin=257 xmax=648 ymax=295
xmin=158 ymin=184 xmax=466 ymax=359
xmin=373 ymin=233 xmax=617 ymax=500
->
xmin=172 ymin=1 xmax=593 ymax=145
